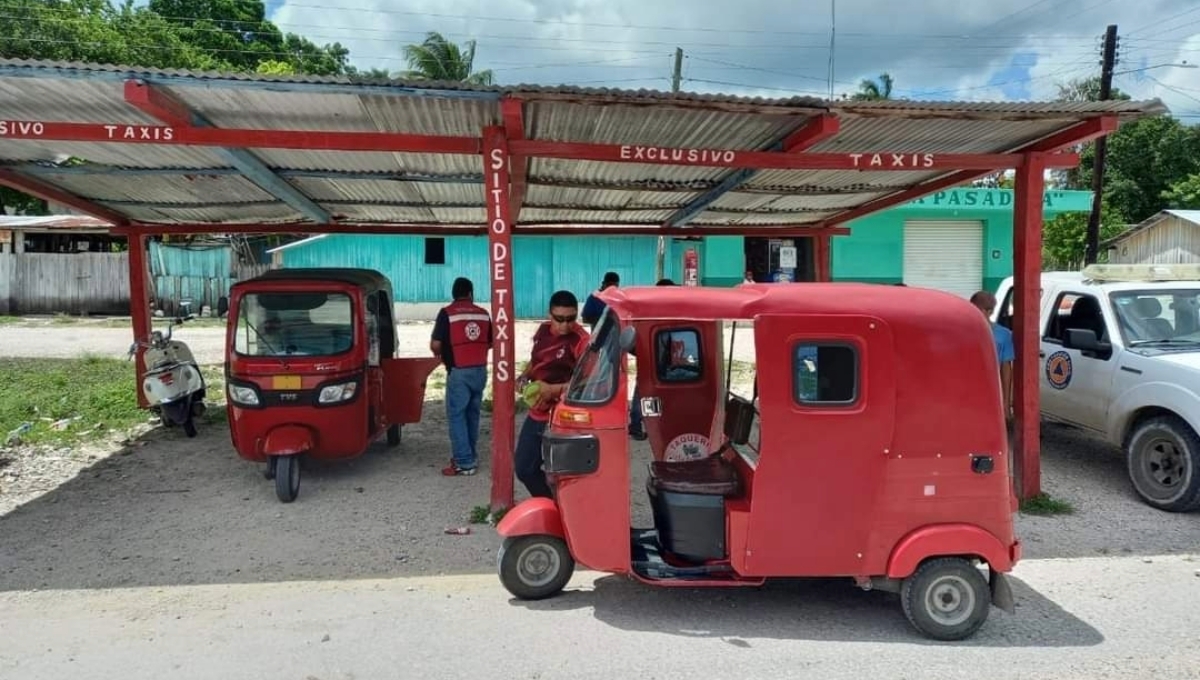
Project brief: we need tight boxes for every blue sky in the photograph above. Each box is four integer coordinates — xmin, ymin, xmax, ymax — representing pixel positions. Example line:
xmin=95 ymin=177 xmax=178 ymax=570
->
xmin=168 ymin=0 xmax=1200 ymax=120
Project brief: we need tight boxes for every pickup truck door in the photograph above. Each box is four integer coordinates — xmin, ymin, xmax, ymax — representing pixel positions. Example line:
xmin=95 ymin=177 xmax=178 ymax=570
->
xmin=1039 ymin=289 xmax=1118 ymax=433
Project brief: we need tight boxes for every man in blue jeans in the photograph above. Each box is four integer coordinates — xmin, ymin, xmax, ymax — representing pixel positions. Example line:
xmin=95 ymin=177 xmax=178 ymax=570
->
xmin=431 ymin=277 xmax=493 ymax=476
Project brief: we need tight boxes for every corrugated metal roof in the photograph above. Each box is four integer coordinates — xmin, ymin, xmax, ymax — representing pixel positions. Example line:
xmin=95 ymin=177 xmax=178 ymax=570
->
xmin=1166 ymin=210 xmax=1200 ymax=225
xmin=0 ymin=58 xmax=1169 ymax=232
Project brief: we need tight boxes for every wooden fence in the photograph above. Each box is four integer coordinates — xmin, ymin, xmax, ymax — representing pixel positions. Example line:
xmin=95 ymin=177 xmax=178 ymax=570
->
xmin=0 ymin=253 xmax=129 ymax=315
xmin=0 ymin=254 xmax=275 ymax=316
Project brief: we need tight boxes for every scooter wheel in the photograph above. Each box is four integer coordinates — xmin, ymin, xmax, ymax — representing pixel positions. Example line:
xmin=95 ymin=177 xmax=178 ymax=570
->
xmin=183 ymin=415 xmax=197 ymax=438
xmin=274 ymin=455 xmax=301 ymax=503
xmin=497 ymin=535 xmax=574 ymax=600
xmin=900 ymin=557 xmax=991 ymax=641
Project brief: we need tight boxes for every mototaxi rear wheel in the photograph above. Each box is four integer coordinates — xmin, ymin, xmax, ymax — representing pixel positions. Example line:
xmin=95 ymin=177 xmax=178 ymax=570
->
xmin=900 ymin=557 xmax=991 ymax=641
xmin=498 ymin=535 xmax=574 ymax=600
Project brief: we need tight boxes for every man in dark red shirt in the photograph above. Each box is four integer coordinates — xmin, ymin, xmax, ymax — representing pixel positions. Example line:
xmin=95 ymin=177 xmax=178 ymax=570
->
xmin=431 ymin=277 xmax=493 ymax=476
xmin=513 ymin=290 xmax=590 ymax=498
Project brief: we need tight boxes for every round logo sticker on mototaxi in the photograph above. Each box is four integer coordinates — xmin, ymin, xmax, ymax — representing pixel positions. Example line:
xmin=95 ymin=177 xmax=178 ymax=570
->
xmin=1045 ymin=350 xmax=1073 ymax=390
xmin=663 ymin=433 xmax=710 ymax=461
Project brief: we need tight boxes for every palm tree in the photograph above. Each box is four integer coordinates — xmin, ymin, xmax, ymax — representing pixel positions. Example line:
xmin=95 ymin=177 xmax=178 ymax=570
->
xmin=851 ymin=72 xmax=894 ymax=100
xmin=401 ymin=32 xmax=494 ymax=85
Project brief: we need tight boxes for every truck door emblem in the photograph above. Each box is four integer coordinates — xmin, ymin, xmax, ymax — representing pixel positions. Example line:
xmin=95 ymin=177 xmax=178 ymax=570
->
xmin=1045 ymin=351 xmax=1073 ymax=390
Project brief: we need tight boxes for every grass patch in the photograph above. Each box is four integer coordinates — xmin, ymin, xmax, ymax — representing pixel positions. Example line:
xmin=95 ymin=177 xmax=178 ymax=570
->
xmin=1019 ymin=492 xmax=1075 ymax=516
xmin=0 ymin=316 xmax=20 ymax=325
xmin=0 ymin=356 xmax=145 ymax=447
xmin=469 ymin=504 xmax=508 ymax=525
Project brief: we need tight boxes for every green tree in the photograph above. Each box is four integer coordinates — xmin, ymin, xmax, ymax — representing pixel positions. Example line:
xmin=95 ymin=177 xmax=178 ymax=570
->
xmin=1042 ymin=206 xmax=1127 ymax=270
xmin=1162 ymin=174 xmax=1200 ymax=209
xmin=1053 ymin=75 xmax=1200 ymax=224
xmin=851 ymin=72 xmax=893 ymax=100
xmin=0 ymin=0 xmax=353 ymax=213
xmin=401 ymin=31 xmax=494 ymax=84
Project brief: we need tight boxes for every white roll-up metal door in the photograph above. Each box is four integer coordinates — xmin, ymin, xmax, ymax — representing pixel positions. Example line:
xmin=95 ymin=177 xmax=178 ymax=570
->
xmin=902 ymin=220 xmax=984 ymax=299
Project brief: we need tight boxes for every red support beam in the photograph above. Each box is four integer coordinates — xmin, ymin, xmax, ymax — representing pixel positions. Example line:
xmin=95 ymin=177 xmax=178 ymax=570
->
xmin=127 ymin=232 xmax=153 ymax=409
xmin=124 ymin=80 xmax=193 ymax=127
xmin=813 ymin=116 xmax=1118 ymax=230
xmin=814 ymin=235 xmax=832 ymax=282
xmin=483 ymin=126 xmax=517 ymax=512
xmin=1011 ymin=152 xmax=1047 ymax=501
xmin=501 ymin=98 xmax=528 ymax=224
xmin=509 ymin=139 xmax=1077 ymax=171
xmin=780 ymin=113 xmax=840 ymax=151
xmin=0 ymin=120 xmax=481 ymax=154
xmin=0 ymin=168 xmax=130 ymax=225
xmin=110 ymin=223 xmax=850 ymax=237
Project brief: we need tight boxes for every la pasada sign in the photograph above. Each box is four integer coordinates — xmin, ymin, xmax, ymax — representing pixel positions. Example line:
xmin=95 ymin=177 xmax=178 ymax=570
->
xmin=910 ymin=188 xmax=1072 ymax=209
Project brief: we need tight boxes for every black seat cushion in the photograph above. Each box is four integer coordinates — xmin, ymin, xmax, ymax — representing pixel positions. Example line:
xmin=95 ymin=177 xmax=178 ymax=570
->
xmin=649 ymin=454 xmax=741 ymax=496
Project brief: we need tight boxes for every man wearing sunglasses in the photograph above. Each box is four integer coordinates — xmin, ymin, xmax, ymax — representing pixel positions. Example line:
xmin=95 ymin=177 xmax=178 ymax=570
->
xmin=513 ymin=290 xmax=590 ymax=498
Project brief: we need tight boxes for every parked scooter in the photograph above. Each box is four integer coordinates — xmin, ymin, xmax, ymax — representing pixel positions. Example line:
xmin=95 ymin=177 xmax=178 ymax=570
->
xmin=128 ymin=312 xmax=207 ymax=437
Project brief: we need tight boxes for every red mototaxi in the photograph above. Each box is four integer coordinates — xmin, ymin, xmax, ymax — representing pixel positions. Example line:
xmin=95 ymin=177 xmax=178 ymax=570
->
xmin=496 ymin=282 xmax=1021 ymax=641
xmin=224 ymin=268 xmax=438 ymax=503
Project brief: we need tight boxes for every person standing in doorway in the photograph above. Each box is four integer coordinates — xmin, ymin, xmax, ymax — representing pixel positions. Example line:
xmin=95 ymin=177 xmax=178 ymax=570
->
xmin=970 ymin=290 xmax=1014 ymax=420
xmin=513 ymin=291 xmax=590 ymax=498
xmin=581 ymin=271 xmax=620 ymax=330
xmin=430 ymin=277 xmax=492 ymax=476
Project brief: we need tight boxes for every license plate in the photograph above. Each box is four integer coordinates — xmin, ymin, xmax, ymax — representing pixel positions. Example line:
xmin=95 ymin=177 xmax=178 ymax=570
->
xmin=272 ymin=375 xmax=302 ymax=390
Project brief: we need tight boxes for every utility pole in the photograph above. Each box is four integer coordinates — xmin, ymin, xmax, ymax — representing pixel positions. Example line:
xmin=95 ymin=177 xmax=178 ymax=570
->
xmin=1084 ymin=24 xmax=1118 ymax=265
xmin=656 ymin=47 xmax=684 ymax=281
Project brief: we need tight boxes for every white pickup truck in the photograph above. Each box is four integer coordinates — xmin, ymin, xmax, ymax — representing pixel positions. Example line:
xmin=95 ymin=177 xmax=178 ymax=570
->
xmin=992 ymin=264 xmax=1200 ymax=513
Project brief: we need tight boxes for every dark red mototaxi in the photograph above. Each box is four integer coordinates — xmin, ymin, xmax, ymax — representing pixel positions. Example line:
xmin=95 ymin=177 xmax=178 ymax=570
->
xmin=496 ymin=283 xmax=1021 ymax=641
xmin=225 ymin=268 xmax=438 ymax=503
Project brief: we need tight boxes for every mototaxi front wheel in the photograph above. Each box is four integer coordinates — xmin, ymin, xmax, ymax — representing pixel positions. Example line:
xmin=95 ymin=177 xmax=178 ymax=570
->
xmin=900 ymin=557 xmax=991 ymax=641
xmin=497 ymin=535 xmax=575 ymax=600
xmin=274 ymin=455 xmax=301 ymax=503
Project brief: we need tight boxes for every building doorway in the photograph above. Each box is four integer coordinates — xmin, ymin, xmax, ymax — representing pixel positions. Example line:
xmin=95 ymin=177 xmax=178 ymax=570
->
xmin=744 ymin=237 xmax=814 ymax=282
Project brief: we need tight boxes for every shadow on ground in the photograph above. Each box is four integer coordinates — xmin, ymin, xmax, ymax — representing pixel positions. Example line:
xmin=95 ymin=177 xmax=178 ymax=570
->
xmin=0 ymin=399 xmax=507 ymax=592
xmin=510 ymin=574 xmax=1103 ymax=647
xmin=2 ymin=409 xmax=1196 ymax=594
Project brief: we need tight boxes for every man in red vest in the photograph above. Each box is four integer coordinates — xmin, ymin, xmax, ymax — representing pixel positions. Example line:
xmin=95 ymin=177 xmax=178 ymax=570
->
xmin=513 ymin=290 xmax=591 ymax=498
xmin=431 ymin=277 xmax=493 ymax=476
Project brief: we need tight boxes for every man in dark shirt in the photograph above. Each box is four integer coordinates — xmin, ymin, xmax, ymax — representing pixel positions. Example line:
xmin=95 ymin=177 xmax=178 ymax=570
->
xmin=581 ymin=271 xmax=619 ymax=330
xmin=431 ymin=277 xmax=493 ymax=476
xmin=513 ymin=290 xmax=590 ymax=498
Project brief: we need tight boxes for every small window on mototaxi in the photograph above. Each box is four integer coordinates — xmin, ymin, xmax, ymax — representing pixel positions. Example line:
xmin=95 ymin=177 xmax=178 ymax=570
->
xmin=793 ymin=342 xmax=859 ymax=405
xmin=654 ymin=328 xmax=702 ymax=383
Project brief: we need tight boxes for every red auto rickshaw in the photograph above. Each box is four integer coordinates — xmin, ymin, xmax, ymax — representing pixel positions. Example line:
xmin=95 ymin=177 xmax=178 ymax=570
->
xmin=225 ymin=268 xmax=438 ymax=503
xmin=496 ymin=283 xmax=1020 ymax=641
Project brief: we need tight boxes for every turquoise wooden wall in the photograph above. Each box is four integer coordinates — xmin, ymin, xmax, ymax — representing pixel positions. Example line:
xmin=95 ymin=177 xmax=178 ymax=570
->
xmin=278 ymin=234 xmax=662 ymax=318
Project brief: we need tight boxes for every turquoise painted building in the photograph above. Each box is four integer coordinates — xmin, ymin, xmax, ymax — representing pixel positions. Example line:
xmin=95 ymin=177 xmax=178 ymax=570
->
xmin=270 ymin=187 xmax=1092 ymax=319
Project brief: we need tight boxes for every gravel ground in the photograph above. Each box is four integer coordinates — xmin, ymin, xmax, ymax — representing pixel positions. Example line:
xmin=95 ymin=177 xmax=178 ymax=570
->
xmin=0 ymin=321 xmax=1197 ymax=594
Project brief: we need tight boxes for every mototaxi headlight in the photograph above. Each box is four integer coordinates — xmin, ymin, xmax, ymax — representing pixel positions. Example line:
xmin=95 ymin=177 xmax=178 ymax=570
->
xmin=228 ymin=384 xmax=260 ymax=406
xmin=318 ymin=381 xmax=358 ymax=404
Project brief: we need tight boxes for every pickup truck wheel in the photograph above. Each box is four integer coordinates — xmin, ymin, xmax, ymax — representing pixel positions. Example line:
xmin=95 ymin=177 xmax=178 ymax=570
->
xmin=1127 ymin=416 xmax=1200 ymax=513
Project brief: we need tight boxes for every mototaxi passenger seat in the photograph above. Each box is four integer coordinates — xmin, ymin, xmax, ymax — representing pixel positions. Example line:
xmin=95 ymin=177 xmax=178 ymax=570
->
xmin=648 ymin=454 xmax=741 ymax=497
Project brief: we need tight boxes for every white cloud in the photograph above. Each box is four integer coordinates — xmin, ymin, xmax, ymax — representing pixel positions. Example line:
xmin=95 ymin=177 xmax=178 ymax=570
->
xmin=268 ymin=0 xmax=1200 ymax=119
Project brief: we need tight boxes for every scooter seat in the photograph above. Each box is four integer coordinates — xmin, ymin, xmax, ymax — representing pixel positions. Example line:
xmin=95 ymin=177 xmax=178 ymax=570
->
xmin=649 ymin=454 xmax=741 ymax=497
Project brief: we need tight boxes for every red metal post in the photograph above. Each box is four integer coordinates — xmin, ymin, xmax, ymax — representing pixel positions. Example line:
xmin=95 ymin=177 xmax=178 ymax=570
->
xmin=1011 ymin=152 xmax=1047 ymax=500
xmin=814 ymin=233 xmax=832 ymax=281
xmin=126 ymin=232 xmax=153 ymax=409
xmin=483 ymin=126 xmax=516 ymax=511
xmin=500 ymin=98 xmax=528 ymax=224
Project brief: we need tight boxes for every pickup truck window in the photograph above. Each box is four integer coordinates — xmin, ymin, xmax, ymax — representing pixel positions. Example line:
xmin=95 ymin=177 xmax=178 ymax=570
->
xmin=1112 ymin=290 xmax=1200 ymax=347
xmin=1044 ymin=292 xmax=1108 ymax=345
xmin=793 ymin=342 xmax=858 ymax=405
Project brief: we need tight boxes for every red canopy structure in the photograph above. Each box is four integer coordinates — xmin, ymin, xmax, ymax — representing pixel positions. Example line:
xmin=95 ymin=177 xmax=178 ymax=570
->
xmin=0 ymin=58 xmax=1167 ymax=509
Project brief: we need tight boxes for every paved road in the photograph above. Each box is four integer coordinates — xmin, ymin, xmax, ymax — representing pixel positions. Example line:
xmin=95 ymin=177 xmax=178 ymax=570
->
xmin=1 ymin=554 xmax=1197 ymax=680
